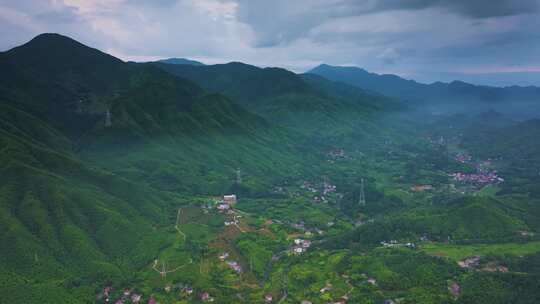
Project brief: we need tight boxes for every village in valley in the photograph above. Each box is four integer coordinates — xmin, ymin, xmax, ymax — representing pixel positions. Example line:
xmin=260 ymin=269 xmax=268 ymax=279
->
xmin=95 ymin=190 xmax=330 ymax=304
xmin=92 ymin=122 xmax=540 ymax=304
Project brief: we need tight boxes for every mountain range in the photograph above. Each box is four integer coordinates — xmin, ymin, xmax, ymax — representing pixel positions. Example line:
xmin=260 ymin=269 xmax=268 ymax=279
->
xmin=310 ymin=64 xmax=540 ymax=118
xmin=151 ymin=60 xmax=404 ymax=143
xmin=2 ymin=33 xmax=540 ymax=303
xmin=0 ymin=34 xmax=307 ymax=301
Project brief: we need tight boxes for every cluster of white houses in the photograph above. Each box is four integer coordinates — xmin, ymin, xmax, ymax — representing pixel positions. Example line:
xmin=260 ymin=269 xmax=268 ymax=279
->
xmin=292 ymin=238 xmax=312 ymax=254
xmin=218 ymin=252 xmax=242 ymax=273
xmin=215 ymin=194 xmax=237 ymax=212
xmin=97 ymin=286 xmax=144 ymax=304
xmin=380 ymin=240 xmax=416 ymax=249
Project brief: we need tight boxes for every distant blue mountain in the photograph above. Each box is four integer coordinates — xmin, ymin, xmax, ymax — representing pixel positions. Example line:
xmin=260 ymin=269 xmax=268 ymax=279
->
xmin=309 ymin=64 xmax=424 ymax=100
xmin=310 ymin=64 xmax=540 ymax=100
xmin=309 ymin=64 xmax=540 ymax=118
xmin=156 ymin=57 xmax=204 ymax=66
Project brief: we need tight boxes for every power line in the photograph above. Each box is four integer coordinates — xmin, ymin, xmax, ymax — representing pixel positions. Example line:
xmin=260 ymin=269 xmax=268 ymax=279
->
xmin=175 ymin=208 xmax=186 ymax=241
xmin=359 ymin=178 xmax=366 ymax=206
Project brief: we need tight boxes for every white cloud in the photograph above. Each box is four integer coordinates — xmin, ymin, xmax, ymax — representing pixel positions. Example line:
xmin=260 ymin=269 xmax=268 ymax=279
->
xmin=190 ymin=0 xmax=238 ymax=21
xmin=60 ymin=0 xmax=126 ymax=15
xmin=377 ymin=47 xmax=400 ymax=64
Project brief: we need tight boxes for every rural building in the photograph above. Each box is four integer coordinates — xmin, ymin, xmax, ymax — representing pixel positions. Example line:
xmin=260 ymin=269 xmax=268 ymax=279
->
xmin=223 ymin=194 xmax=237 ymax=205
xmin=410 ymin=185 xmax=434 ymax=192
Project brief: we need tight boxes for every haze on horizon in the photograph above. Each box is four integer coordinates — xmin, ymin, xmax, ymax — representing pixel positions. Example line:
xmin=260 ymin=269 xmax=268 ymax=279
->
xmin=1 ymin=0 xmax=540 ymax=87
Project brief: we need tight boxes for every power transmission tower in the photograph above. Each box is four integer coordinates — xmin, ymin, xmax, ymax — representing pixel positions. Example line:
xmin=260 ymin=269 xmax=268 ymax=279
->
xmin=359 ymin=178 xmax=366 ymax=206
xmin=105 ymin=108 xmax=112 ymax=127
xmin=152 ymin=258 xmax=192 ymax=278
xmin=175 ymin=208 xmax=186 ymax=241
xmin=236 ymin=168 xmax=242 ymax=184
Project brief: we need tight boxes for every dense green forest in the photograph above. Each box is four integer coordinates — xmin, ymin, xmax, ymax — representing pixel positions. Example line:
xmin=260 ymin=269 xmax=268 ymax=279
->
xmin=1 ymin=34 xmax=540 ymax=303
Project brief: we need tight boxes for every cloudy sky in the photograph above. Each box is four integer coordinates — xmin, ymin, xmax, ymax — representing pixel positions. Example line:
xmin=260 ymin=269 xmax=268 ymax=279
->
xmin=1 ymin=0 xmax=540 ymax=86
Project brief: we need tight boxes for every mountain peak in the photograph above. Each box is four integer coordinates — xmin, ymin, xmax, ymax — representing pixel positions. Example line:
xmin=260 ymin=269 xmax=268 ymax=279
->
xmin=321 ymin=63 xmax=366 ymax=70
xmin=12 ymin=33 xmax=94 ymax=54
xmin=3 ymin=33 xmax=123 ymax=68
xmin=30 ymin=32 xmax=77 ymax=43
xmin=314 ymin=63 xmax=331 ymax=69
xmin=156 ymin=57 xmax=204 ymax=66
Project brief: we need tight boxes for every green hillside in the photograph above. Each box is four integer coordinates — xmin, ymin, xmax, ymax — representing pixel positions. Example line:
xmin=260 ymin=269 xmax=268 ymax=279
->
xmin=2 ymin=34 xmax=540 ymax=303
xmin=153 ymin=62 xmax=312 ymax=104
xmin=0 ymin=34 xmax=310 ymax=302
xmin=324 ymin=196 xmax=534 ymax=253
xmin=152 ymin=61 xmax=394 ymax=140
xmin=0 ymin=109 xmax=177 ymax=303
xmin=0 ymin=34 xmax=310 ymax=195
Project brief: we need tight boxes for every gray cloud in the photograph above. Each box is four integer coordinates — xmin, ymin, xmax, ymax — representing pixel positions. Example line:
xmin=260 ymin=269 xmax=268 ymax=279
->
xmin=0 ymin=0 xmax=540 ymax=86
xmin=235 ymin=0 xmax=540 ymax=47
xmin=374 ymin=0 xmax=540 ymax=18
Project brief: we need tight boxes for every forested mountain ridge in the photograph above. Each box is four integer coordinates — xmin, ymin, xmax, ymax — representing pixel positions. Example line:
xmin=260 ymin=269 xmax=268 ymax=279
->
xmin=152 ymin=60 xmax=401 ymax=140
xmin=310 ymin=64 xmax=540 ymax=102
xmin=153 ymin=61 xmax=312 ymax=104
xmin=0 ymin=33 xmax=307 ymax=194
xmin=0 ymin=34 xmax=309 ymax=302
xmin=310 ymin=64 xmax=540 ymax=118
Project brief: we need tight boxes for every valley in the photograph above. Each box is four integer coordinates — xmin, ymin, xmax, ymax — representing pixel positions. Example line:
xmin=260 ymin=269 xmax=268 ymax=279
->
xmin=65 ymin=126 xmax=540 ymax=303
xmin=1 ymin=34 xmax=540 ymax=304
